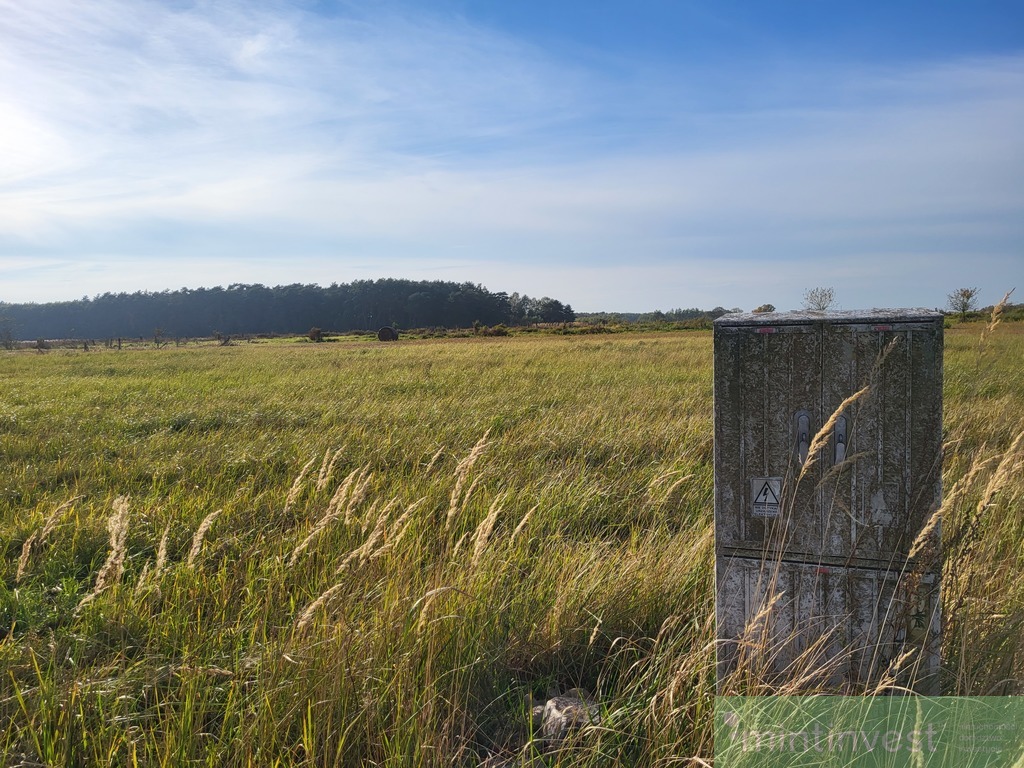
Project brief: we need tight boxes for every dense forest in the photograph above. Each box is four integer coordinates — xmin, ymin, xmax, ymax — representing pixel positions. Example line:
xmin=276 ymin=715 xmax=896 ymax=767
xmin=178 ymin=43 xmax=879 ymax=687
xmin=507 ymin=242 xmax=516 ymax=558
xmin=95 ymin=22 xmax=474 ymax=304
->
xmin=0 ymin=280 xmax=576 ymax=341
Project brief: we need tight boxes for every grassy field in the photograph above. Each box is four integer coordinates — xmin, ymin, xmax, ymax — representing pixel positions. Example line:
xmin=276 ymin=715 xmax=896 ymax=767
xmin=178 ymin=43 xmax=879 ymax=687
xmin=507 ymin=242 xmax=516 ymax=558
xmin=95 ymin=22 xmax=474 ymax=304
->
xmin=2 ymin=324 xmax=1022 ymax=766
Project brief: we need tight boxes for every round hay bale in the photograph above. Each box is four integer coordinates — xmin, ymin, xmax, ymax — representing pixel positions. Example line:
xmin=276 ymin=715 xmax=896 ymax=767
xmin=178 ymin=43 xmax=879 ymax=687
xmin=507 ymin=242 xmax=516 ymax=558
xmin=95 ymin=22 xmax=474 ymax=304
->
xmin=377 ymin=326 xmax=399 ymax=342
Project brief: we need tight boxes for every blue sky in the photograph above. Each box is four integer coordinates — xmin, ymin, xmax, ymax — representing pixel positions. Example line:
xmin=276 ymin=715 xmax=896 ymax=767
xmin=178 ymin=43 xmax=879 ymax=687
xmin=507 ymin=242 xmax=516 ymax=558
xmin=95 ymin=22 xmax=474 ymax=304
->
xmin=1 ymin=0 xmax=1022 ymax=312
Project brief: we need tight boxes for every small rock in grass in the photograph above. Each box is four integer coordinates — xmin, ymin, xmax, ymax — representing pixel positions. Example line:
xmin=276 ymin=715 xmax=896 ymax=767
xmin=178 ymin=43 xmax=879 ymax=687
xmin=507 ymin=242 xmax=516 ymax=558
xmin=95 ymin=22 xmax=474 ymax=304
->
xmin=538 ymin=687 xmax=600 ymax=742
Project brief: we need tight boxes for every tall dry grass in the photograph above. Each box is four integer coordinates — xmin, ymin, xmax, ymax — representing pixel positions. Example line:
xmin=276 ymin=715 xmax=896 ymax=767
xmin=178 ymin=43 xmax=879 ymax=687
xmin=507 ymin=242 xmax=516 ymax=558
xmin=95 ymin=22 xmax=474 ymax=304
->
xmin=77 ymin=496 xmax=130 ymax=609
xmin=0 ymin=325 xmax=1020 ymax=765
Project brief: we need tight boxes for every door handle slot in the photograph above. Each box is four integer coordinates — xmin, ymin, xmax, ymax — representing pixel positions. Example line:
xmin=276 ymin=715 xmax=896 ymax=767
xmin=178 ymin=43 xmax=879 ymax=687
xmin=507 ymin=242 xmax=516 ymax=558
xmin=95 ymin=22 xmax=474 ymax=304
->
xmin=834 ymin=415 xmax=848 ymax=464
xmin=794 ymin=410 xmax=811 ymax=465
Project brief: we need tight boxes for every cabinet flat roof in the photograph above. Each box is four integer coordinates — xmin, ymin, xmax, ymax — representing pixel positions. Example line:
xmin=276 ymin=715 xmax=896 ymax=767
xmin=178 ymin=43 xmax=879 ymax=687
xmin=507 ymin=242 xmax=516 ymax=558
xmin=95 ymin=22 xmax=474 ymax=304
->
xmin=714 ymin=308 xmax=943 ymax=327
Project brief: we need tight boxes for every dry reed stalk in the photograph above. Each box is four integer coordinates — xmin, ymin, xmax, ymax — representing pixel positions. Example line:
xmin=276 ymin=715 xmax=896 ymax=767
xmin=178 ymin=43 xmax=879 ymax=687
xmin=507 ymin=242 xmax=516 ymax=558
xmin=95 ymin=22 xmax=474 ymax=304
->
xmin=974 ymin=430 xmax=1024 ymax=514
xmin=451 ymin=531 xmax=469 ymax=556
xmin=424 ymin=446 xmax=445 ymax=474
xmin=294 ymin=582 xmax=346 ymax=634
xmin=780 ymin=638 xmax=847 ymax=694
xmin=447 ymin=476 xmax=481 ymax=532
xmin=942 ymin=434 xmax=1024 ymax=645
xmin=135 ymin=561 xmax=152 ymax=591
xmin=335 ymin=499 xmax=396 ymax=572
xmin=284 ymin=456 xmax=317 ymax=514
xmin=412 ymin=585 xmax=468 ymax=635
xmin=16 ymin=533 xmax=38 ymax=585
xmin=867 ymin=648 xmax=918 ymax=696
xmin=932 ymin=447 xmax=1000 ymax=552
xmin=15 ymin=496 xmax=82 ymax=583
xmin=347 ymin=470 xmax=374 ymax=529
xmin=805 ymin=337 xmax=899 ymax=486
xmin=314 ymin=447 xmax=340 ymax=492
xmin=187 ymin=508 xmax=222 ymax=568
xmin=903 ymin=441 xmax=993 ymax=563
xmin=470 ymin=493 xmax=505 ymax=568
xmin=135 ymin=523 xmax=172 ymax=594
xmin=799 ymin=386 xmax=870 ymax=482
xmin=315 ymin=448 xmax=332 ymax=488
xmin=414 ymin=587 xmax=446 ymax=635
xmin=78 ymin=496 xmax=131 ymax=609
xmin=155 ymin=523 xmax=170 ymax=573
xmin=324 ymin=467 xmax=358 ymax=518
xmin=288 ymin=466 xmax=371 ymax=566
xmin=385 ymin=497 xmax=426 ymax=548
xmin=947 ymin=450 xmax=999 ymax=497
xmin=320 ymin=466 xmax=372 ymax=527
xmin=724 ymin=590 xmax=785 ymax=691
xmin=979 ymin=288 xmax=1015 ymax=353
xmin=651 ymin=473 xmax=694 ymax=505
xmin=510 ymin=504 xmax=538 ymax=544
xmin=41 ymin=496 xmax=81 ymax=539
xmin=646 ymin=470 xmax=693 ymax=497
xmin=446 ymin=430 xmax=491 ymax=529
xmin=358 ymin=500 xmax=394 ymax=560
xmin=907 ymin=505 xmax=942 ymax=563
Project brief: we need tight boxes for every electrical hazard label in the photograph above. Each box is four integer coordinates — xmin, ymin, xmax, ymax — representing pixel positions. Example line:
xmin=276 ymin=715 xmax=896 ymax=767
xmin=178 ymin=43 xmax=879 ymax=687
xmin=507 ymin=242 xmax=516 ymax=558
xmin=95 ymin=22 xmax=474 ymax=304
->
xmin=750 ymin=477 xmax=782 ymax=518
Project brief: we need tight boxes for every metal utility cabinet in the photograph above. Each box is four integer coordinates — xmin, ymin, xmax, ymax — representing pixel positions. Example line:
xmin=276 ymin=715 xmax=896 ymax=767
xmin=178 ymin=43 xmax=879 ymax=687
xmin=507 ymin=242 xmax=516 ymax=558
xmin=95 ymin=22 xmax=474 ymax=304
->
xmin=714 ymin=309 xmax=943 ymax=693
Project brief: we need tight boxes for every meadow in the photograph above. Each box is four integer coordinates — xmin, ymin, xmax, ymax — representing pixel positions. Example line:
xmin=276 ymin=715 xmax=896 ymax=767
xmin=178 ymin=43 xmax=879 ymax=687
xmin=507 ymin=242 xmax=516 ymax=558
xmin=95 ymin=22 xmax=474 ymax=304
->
xmin=1 ymin=323 xmax=1022 ymax=766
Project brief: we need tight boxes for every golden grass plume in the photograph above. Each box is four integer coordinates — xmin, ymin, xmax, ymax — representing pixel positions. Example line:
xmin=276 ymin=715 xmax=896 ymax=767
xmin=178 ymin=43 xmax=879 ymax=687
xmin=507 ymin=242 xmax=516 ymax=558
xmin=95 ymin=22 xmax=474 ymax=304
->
xmin=284 ymin=456 xmax=317 ymax=515
xmin=335 ymin=498 xmax=398 ymax=572
xmin=294 ymin=582 xmax=346 ymax=635
xmin=16 ymin=496 xmax=82 ymax=584
xmin=315 ymin=447 xmax=344 ymax=492
xmin=78 ymin=496 xmax=131 ymax=609
xmin=979 ymin=287 xmax=1015 ymax=353
xmin=798 ymin=386 xmax=870 ymax=482
xmin=446 ymin=429 xmax=491 ymax=529
xmin=470 ymin=492 xmax=506 ymax=568
xmin=288 ymin=465 xmax=372 ymax=566
xmin=187 ymin=508 xmax=222 ymax=568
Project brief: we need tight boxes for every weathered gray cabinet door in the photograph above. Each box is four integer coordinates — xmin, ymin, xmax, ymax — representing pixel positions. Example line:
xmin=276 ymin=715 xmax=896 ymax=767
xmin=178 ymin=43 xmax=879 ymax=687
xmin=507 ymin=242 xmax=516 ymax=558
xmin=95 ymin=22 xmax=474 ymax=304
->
xmin=820 ymin=320 xmax=944 ymax=566
xmin=714 ymin=310 xmax=942 ymax=693
xmin=714 ymin=322 xmax=822 ymax=560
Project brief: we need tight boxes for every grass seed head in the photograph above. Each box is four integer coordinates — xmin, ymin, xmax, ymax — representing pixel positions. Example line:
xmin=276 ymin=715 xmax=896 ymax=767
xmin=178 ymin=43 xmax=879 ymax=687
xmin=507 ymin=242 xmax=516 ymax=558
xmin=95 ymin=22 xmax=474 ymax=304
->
xmin=15 ymin=532 xmax=39 ymax=584
xmin=294 ymin=582 xmax=346 ymax=635
xmin=284 ymin=456 xmax=317 ymax=515
xmin=15 ymin=496 xmax=82 ymax=583
xmin=78 ymin=496 xmax=131 ymax=608
xmin=316 ymin=447 xmax=344 ymax=492
xmin=187 ymin=508 xmax=222 ymax=568
xmin=470 ymin=492 xmax=505 ymax=568
xmin=446 ymin=430 xmax=491 ymax=528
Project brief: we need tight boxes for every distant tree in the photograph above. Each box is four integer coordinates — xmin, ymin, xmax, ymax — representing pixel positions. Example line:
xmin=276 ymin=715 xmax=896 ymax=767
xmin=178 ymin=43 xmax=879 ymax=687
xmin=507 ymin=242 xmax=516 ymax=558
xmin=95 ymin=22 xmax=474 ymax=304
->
xmin=752 ymin=304 xmax=776 ymax=314
xmin=947 ymin=287 xmax=980 ymax=322
xmin=308 ymin=326 xmax=324 ymax=342
xmin=0 ymin=279 xmax=573 ymax=338
xmin=803 ymin=287 xmax=836 ymax=311
xmin=533 ymin=297 xmax=574 ymax=324
xmin=0 ymin=315 xmax=14 ymax=350
xmin=664 ymin=307 xmax=704 ymax=321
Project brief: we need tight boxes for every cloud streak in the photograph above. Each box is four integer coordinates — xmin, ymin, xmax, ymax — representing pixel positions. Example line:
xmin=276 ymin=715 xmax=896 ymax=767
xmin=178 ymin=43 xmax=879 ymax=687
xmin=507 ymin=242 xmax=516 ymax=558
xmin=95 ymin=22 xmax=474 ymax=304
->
xmin=0 ymin=0 xmax=1021 ymax=309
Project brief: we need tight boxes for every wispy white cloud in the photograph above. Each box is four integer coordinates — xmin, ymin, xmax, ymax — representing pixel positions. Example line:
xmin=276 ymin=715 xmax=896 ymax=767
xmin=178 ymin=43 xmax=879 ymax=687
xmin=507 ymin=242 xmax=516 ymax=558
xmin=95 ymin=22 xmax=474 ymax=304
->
xmin=0 ymin=0 xmax=1021 ymax=310
xmin=0 ymin=0 xmax=589 ymax=232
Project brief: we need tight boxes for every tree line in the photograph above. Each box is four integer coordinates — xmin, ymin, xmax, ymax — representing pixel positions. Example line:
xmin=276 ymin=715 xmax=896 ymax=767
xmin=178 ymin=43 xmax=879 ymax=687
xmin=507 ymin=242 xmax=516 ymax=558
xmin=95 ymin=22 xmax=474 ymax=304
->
xmin=0 ymin=279 xmax=576 ymax=341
